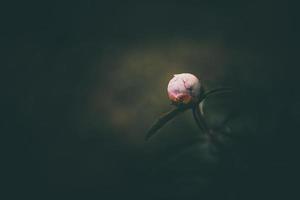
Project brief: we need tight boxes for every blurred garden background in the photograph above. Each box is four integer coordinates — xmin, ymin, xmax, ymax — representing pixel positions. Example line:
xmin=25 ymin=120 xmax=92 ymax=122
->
xmin=3 ymin=1 xmax=299 ymax=199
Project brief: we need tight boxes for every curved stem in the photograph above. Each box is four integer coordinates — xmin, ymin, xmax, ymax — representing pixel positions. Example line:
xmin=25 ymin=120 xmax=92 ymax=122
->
xmin=199 ymin=87 xmax=233 ymax=102
xmin=145 ymin=106 xmax=189 ymax=140
xmin=192 ymin=104 xmax=209 ymax=133
xmin=146 ymin=87 xmax=233 ymax=140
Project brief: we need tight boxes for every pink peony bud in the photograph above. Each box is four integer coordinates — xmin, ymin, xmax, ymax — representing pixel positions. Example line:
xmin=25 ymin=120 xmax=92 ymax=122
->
xmin=167 ymin=73 xmax=201 ymax=105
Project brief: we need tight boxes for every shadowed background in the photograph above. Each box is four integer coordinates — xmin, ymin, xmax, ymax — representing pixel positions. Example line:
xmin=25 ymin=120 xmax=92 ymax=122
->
xmin=3 ymin=1 xmax=299 ymax=199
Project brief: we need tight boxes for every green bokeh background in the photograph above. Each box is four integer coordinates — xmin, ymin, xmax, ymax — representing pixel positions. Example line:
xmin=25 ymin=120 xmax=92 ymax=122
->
xmin=3 ymin=1 xmax=299 ymax=199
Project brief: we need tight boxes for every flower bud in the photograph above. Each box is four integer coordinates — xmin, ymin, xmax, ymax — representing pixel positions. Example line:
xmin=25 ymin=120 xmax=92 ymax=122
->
xmin=167 ymin=73 xmax=201 ymax=105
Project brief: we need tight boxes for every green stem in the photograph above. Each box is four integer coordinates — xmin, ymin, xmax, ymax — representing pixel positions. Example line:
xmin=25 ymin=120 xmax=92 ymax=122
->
xmin=199 ymin=87 xmax=233 ymax=102
xmin=192 ymin=104 xmax=209 ymax=133
xmin=145 ymin=106 xmax=189 ymax=140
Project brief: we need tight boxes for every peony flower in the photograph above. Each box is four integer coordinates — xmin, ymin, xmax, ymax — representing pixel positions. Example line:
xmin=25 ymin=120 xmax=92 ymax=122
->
xmin=167 ymin=73 xmax=201 ymax=105
xmin=146 ymin=72 xmax=232 ymax=140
